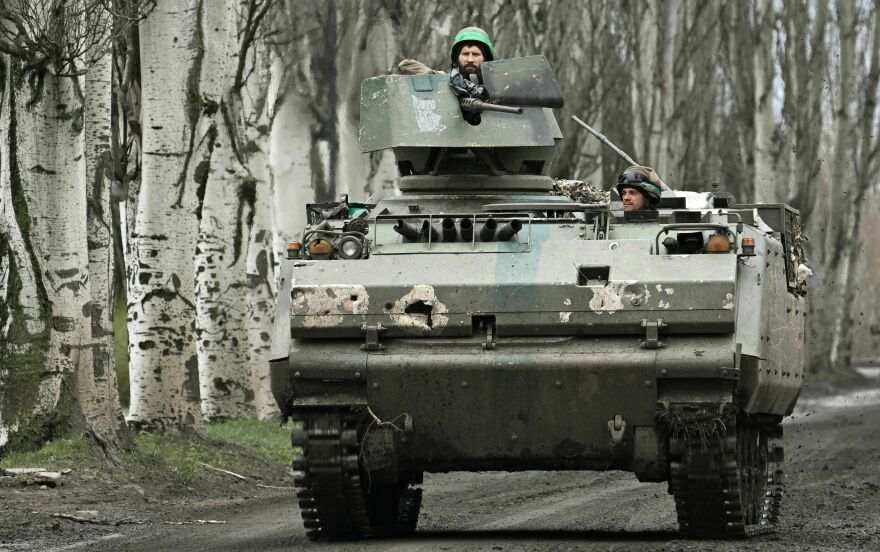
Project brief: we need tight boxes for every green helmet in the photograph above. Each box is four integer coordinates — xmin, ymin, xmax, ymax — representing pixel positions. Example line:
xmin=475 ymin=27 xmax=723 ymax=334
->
xmin=616 ymin=165 xmax=663 ymax=204
xmin=450 ymin=26 xmax=495 ymax=64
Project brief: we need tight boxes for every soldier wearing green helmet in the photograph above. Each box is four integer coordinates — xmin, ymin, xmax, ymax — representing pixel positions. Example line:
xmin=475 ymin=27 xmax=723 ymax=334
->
xmin=616 ymin=165 xmax=663 ymax=212
xmin=450 ymin=26 xmax=496 ymax=75
xmin=396 ymin=26 xmax=496 ymax=77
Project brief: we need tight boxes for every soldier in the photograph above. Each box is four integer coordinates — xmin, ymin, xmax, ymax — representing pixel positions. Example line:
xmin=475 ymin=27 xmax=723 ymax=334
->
xmin=616 ymin=165 xmax=662 ymax=212
xmin=449 ymin=26 xmax=495 ymax=76
xmin=397 ymin=26 xmax=496 ymax=77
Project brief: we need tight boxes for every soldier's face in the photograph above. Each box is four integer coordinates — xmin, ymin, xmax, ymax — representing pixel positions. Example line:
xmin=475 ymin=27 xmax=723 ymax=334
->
xmin=458 ymin=45 xmax=484 ymax=74
xmin=621 ymin=187 xmax=647 ymax=211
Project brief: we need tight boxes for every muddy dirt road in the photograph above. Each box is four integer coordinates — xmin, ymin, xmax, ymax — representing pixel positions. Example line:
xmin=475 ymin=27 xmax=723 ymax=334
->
xmin=4 ymin=387 xmax=880 ymax=552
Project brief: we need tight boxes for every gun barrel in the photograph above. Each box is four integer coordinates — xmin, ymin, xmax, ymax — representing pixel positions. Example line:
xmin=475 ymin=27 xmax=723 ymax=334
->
xmin=441 ymin=217 xmax=458 ymax=242
xmin=393 ymin=220 xmax=421 ymax=242
xmin=496 ymin=219 xmax=523 ymax=241
xmin=479 ymin=217 xmax=498 ymax=241
xmin=459 ymin=218 xmax=474 ymax=242
xmin=460 ymin=98 xmax=523 ymax=115
xmin=420 ymin=219 xmax=440 ymax=242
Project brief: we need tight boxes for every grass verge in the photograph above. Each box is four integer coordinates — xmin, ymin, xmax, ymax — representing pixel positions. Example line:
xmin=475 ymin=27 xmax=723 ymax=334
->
xmin=1 ymin=418 xmax=291 ymax=487
xmin=0 ymin=438 xmax=91 ymax=470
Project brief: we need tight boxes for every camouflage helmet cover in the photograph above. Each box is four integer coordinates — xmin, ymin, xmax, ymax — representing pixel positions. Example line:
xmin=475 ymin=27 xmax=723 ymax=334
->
xmin=616 ymin=165 xmax=663 ymax=203
xmin=450 ymin=26 xmax=496 ymax=63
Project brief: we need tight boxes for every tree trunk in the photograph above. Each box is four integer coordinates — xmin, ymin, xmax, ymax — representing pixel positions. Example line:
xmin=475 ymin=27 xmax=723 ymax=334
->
xmin=269 ymin=63 xmax=315 ymax=252
xmin=814 ymin=0 xmax=856 ymax=374
xmin=723 ymin=1 xmax=757 ymax=200
xmin=83 ymin=46 xmax=130 ymax=451
xmin=753 ymin=0 xmax=778 ymax=203
xmin=837 ymin=4 xmax=880 ymax=372
xmin=241 ymin=42 xmax=279 ymax=420
xmin=127 ymin=0 xmax=204 ymax=431
xmin=0 ymin=56 xmax=53 ymax=451
xmin=0 ymin=57 xmax=94 ymax=451
xmin=632 ymin=2 xmax=658 ymax=165
xmin=191 ymin=0 xmax=256 ymax=420
xmin=657 ymin=0 xmax=679 ymax=179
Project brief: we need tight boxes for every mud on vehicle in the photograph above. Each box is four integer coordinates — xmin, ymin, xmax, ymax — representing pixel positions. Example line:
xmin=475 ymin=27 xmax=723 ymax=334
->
xmin=269 ymin=56 xmax=807 ymax=541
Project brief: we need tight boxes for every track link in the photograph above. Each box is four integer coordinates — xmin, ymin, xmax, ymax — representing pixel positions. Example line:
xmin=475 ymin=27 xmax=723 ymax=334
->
xmin=292 ymin=411 xmax=371 ymax=541
xmin=668 ymin=415 xmax=784 ymax=538
xmin=291 ymin=410 xmax=421 ymax=541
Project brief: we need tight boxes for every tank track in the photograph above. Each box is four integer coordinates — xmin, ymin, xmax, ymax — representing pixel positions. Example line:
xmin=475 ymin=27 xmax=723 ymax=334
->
xmin=668 ymin=416 xmax=784 ymax=538
xmin=290 ymin=409 xmax=422 ymax=541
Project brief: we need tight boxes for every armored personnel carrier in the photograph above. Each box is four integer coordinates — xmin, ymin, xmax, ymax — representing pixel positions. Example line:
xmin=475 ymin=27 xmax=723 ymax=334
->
xmin=269 ymin=56 xmax=806 ymax=540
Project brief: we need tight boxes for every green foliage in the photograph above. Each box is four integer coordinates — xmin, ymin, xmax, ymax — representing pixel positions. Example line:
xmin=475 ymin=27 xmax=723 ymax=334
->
xmin=205 ymin=418 xmax=290 ymax=465
xmin=121 ymin=418 xmax=289 ymax=485
xmin=0 ymin=438 xmax=90 ymax=470
xmin=1 ymin=419 xmax=290 ymax=488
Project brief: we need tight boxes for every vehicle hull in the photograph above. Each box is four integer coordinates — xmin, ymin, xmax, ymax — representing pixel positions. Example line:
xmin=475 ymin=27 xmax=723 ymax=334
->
xmin=272 ymin=334 xmax=740 ymax=481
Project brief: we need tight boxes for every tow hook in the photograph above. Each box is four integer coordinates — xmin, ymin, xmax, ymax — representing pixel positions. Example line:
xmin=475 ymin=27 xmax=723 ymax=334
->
xmin=608 ymin=415 xmax=626 ymax=446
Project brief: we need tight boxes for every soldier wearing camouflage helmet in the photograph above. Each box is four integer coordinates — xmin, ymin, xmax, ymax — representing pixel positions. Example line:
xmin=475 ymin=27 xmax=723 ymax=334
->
xmin=450 ymin=26 xmax=496 ymax=76
xmin=616 ymin=165 xmax=662 ymax=211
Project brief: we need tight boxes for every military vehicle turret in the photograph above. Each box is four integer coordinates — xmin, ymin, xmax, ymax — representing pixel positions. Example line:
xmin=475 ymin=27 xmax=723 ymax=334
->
xmin=269 ymin=56 xmax=807 ymax=540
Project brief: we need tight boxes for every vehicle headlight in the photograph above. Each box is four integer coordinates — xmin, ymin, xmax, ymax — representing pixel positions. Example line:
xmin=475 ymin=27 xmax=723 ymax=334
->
xmin=337 ymin=236 xmax=364 ymax=259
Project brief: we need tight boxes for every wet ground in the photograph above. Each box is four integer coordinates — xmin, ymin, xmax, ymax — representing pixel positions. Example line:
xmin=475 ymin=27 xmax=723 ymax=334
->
xmin=2 ymin=385 xmax=880 ymax=552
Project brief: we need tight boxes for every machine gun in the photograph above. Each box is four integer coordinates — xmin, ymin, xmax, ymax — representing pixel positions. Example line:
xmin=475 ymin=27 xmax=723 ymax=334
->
xmin=450 ymin=56 xmax=563 ymax=120
xmin=458 ymin=97 xmax=523 ymax=115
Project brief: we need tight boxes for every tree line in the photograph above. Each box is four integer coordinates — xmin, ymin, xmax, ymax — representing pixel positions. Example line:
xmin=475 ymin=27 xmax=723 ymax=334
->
xmin=1 ymin=0 xmax=878 ymax=454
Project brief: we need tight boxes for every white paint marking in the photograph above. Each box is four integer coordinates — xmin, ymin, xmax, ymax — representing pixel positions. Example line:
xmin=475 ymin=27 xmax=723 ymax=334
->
xmin=411 ymin=96 xmax=445 ymax=133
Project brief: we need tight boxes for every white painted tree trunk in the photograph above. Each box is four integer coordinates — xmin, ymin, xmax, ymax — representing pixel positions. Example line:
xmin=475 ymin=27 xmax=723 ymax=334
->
xmin=127 ymin=0 xmax=204 ymax=431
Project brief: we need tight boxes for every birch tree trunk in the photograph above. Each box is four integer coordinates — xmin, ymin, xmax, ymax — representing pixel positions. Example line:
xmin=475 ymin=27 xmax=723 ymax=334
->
xmin=191 ymin=0 xmax=255 ymax=420
xmin=723 ymin=1 xmax=757 ymax=199
xmin=657 ymin=0 xmax=678 ymax=178
xmin=837 ymin=5 xmax=880 ymax=372
xmin=127 ymin=0 xmax=204 ymax=431
xmin=269 ymin=65 xmax=315 ymax=252
xmin=336 ymin=8 xmax=398 ymax=201
xmin=245 ymin=160 xmax=276 ymax=419
xmin=0 ymin=56 xmax=52 ymax=450
xmin=83 ymin=46 xmax=130 ymax=449
xmin=0 ymin=57 xmax=93 ymax=450
xmin=241 ymin=43 xmax=278 ymax=420
xmin=632 ymin=2 xmax=659 ymax=166
xmin=816 ymin=0 xmax=856 ymax=374
xmin=753 ymin=0 xmax=778 ymax=203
